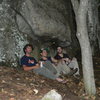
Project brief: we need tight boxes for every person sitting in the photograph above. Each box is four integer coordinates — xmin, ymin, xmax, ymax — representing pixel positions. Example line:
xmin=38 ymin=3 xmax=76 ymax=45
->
xmin=54 ymin=46 xmax=80 ymax=78
xmin=39 ymin=48 xmax=77 ymax=77
xmin=20 ymin=44 xmax=67 ymax=83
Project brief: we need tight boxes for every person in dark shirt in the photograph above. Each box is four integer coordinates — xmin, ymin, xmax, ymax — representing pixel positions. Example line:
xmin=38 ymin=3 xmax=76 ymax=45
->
xmin=54 ymin=46 xmax=80 ymax=77
xmin=39 ymin=48 xmax=77 ymax=76
xmin=20 ymin=44 xmax=67 ymax=83
xmin=21 ymin=44 xmax=39 ymax=71
xmin=55 ymin=53 xmax=69 ymax=60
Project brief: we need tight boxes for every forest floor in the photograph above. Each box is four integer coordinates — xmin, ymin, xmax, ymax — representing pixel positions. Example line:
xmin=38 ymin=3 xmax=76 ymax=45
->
xmin=0 ymin=57 xmax=100 ymax=100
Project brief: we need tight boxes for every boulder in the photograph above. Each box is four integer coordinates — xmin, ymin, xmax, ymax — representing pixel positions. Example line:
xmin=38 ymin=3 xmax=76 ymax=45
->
xmin=0 ymin=0 xmax=73 ymax=67
xmin=41 ymin=89 xmax=62 ymax=100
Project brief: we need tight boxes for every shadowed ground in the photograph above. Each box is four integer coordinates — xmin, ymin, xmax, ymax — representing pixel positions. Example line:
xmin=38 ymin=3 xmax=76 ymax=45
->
xmin=0 ymin=57 xmax=99 ymax=100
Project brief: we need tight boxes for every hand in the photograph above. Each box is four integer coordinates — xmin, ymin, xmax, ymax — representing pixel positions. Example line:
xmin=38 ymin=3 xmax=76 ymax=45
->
xmin=63 ymin=58 xmax=71 ymax=63
xmin=38 ymin=61 xmax=45 ymax=65
xmin=54 ymin=62 xmax=58 ymax=66
xmin=62 ymin=58 xmax=69 ymax=61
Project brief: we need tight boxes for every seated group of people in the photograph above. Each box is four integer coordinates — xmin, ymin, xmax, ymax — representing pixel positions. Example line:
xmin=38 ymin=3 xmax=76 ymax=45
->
xmin=21 ymin=44 xmax=80 ymax=83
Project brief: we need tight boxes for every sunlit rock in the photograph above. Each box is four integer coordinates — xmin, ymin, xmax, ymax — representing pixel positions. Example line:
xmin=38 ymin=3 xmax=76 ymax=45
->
xmin=41 ymin=89 xmax=62 ymax=100
xmin=0 ymin=0 xmax=74 ymax=67
xmin=0 ymin=1 xmax=29 ymax=67
xmin=16 ymin=0 xmax=72 ymax=44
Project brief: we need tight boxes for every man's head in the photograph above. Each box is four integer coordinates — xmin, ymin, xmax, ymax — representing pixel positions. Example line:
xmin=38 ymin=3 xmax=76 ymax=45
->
xmin=40 ymin=48 xmax=48 ymax=57
xmin=57 ymin=46 xmax=63 ymax=54
xmin=23 ymin=44 xmax=34 ymax=54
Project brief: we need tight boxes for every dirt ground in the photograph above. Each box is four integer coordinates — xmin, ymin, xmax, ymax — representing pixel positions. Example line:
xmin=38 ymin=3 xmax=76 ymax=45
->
xmin=0 ymin=58 xmax=100 ymax=100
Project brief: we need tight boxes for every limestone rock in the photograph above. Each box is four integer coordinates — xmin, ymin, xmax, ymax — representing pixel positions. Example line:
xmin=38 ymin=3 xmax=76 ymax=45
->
xmin=16 ymin=0 xmax=72 ymax=45
xmin=0 ymin=1 xmax=29 ymax=67
xmin=0 ymin=0 xmax=99 ymax=67
xmin=41 ymin=89 xmax=62 ymax=100
xmin=0 ymin=0 xmax=73 ymax=67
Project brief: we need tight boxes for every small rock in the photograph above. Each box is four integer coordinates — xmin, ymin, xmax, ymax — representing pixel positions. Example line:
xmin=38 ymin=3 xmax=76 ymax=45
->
xmin=2 ymin=80 xmax=6 ymax=83
xmin=16 ymin=78 xmax=20 ymax=80
xmin=33 ymin=89 xmax=39 ymax=94
xmin=41 ymin=89 xmax=62 ymax=100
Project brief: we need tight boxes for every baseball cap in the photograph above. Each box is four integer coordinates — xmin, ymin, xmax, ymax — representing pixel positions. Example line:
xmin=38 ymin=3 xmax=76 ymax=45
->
xmin=40 ymin=48 xmax=49 ymax=53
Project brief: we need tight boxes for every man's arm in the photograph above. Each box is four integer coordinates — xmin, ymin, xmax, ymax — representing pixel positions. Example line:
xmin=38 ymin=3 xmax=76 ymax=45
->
xmin=23 ymin=64 xmax=40 ymax=71
xmin=51 ymin=57 xmax=58 ymax=63
xmin=51 ymin=57 xmax=64 ymax=66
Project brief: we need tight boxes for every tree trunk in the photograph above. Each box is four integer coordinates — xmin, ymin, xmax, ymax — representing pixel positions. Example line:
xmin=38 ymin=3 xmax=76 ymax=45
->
xmin=71 ymin=0 xmax=96 ymax=95
xmin=87 ymin=0 xmax=99 ymax=55
xmin=97 ymin=2 xmax=100 ymax=50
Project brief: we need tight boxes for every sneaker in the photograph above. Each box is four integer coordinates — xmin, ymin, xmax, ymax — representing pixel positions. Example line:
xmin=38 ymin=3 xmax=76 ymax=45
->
xmin=74 ymin=74 xmax=80 ymax=79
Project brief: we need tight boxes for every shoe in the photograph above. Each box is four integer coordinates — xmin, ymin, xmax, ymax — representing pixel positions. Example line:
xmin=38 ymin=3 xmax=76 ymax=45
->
xmin=68 ymin=68 xmax=78 ymax=76
xmin=74 ymin=74 xmax=80 ymax=79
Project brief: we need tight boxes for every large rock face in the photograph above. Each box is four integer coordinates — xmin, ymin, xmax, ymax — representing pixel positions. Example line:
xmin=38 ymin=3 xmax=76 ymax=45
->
xmin=20 ymin=0 xmax=71 ymax=39
xmin=0 ymin=0 xmax=99 ymax=66
xmin=0 ymin=1 xmax=29 ymax=67
xmin=0 ymin=0 xmax=74 ymax=67
xmin=16 ymin=0 xmax=72 ymax=45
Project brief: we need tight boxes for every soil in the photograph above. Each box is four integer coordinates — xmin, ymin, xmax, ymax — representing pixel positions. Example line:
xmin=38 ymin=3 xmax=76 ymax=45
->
xmin=0 ymin=57 xmax=100 ymax=100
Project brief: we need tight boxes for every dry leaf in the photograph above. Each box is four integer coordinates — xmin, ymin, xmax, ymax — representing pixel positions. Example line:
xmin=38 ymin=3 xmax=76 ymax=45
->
xmin=9 ymin=98 xmax=15 ymax=100
xmin=33 ymin=89 xmax=38 ymax=94
xmin=2 ymin=80 xmax=6 ymax=83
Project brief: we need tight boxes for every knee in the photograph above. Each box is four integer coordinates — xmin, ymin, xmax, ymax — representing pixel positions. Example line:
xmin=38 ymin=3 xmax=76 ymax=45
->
xmin=72 ymin=57 xmax=78 ymax=62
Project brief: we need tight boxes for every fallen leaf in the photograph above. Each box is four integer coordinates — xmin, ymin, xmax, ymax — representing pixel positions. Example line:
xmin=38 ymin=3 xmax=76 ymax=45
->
xmin=2 ymin=80 xmax=6 ymax=83
xmin=33 ymin=89 xmax=38 ymax=94
xmin=9 ymin=98 xmax=15 ymax=100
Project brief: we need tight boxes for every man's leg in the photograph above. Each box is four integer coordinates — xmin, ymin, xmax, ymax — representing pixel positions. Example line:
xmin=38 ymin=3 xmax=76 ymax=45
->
xmin=68 ymin=57 xmax=80 ymax=75
xmin=33 ymin=67 xmax=58 ymax=80
xmin=54 ymin=62 xmax=71 ymax=76
xmin=43 ymin=61 xmax=57 ymax=74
